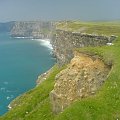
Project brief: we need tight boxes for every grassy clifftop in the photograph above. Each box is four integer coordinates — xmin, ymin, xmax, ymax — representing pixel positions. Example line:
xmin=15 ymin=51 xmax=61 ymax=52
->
xmin=56 ymin=21 xmax=120 ymax=35
xmin=1 ymin=21 xmax=120 ymax=120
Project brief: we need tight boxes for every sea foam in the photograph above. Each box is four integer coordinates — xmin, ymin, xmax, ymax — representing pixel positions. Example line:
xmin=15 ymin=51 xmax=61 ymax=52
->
xmin=31 ymin=39 xmax=53 ymax=49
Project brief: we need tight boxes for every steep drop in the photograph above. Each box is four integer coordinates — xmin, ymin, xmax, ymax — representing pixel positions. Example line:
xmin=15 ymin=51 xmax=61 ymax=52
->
xmin=50 ymin=51 xmax=111 ymax=114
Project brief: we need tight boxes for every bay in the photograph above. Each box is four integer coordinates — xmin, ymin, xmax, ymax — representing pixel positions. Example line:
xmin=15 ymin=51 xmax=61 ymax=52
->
xmin=0 ymin=32 xmax=55 ymax=115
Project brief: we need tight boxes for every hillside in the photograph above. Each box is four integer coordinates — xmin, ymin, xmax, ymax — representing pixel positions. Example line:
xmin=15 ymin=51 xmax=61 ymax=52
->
xmin=1 ymin=21 xmax=120 ymax=120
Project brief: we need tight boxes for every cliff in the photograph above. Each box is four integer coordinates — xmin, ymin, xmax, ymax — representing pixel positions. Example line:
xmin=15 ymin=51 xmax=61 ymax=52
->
xmin=49 ymin=22 xmax=117 ymax=114
xmin=51 ymin=29 xmax=116 ymax=65
xmin=1 ymin=21 xmax=120 ymax=120
xmin=0 ymin=21 xmax=14 ymax=32
xmin=10 ymin=21 xmax=54 ymax=39
xmin=50 ymin=51 xmax=111 ymax=114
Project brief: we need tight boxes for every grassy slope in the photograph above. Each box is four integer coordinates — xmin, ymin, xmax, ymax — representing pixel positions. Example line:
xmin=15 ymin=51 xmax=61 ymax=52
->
xmin=56 ymin=21 xmax=120 ymax=36
xmin=55 ymin=21 xmax=120 ymax=120
xmin=1 ymin=21 xmax=120 ymax=120
xmin=55 ymin=42 xmax=120 ymax=120
xmin=0 ymin=65 xmax=64 ymax=120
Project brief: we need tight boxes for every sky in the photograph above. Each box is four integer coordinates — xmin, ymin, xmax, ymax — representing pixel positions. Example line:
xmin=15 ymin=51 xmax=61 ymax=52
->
xmin=0 ymin=0 xmax=120 ymax=22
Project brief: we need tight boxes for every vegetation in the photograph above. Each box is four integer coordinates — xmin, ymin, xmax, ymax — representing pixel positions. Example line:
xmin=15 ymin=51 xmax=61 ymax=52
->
xmin=0 ymin=65 xmax=64 ymax=120
xmin=56 ymin=21 xmax=120 ymax=36
xmin=55 ymin=40 xmax=120 ymax=120
xmin=1 ymin=21 xmax=120 ymax=120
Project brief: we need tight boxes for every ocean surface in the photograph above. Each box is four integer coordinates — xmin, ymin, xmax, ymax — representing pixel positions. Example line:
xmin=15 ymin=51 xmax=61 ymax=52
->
xmin=0 ymin=32 xmax=56 ymax=115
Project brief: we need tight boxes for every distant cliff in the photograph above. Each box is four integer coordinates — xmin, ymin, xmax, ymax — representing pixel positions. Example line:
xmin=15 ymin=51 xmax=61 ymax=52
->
xmin=10 ymin=21 xmax=54 ymax=39
xmin=0 ymin=21 xmax=14 ymax=32
xmin=51 ymin=30 xmax=116 ymax=65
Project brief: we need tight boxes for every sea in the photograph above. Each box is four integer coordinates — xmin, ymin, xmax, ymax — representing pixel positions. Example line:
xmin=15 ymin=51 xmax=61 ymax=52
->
xmin=0 ymin=32 xmax=56 ymax=115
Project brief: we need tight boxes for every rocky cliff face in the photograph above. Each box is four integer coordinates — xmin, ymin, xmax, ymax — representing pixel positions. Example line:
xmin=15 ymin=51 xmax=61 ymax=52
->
xmin=11 ymin=21 xmax=54 ymax=39
xmin=51 ymin=30 xmax=116 ymax=65
xmin=0 ymin=21 xmax=15 ymax=32
xmin=50 ymin=51 xmax=111 ymax=114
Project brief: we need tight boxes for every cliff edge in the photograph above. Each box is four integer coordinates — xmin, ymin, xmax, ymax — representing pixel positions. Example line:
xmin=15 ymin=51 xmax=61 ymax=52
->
xmin=50 ymin=51 xmax=111 ymax=114
xmin=51 ymin=29 xmax=116 ymax=65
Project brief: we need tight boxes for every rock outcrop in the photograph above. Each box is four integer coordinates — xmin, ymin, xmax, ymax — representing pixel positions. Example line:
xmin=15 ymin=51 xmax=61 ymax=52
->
xmin=51 ymin=30 xmax=116 ymax=65
xmin=11 ymin=21 xmax=54 ymax=39
xmin=50 ymin=51 xmax=111 ymax=114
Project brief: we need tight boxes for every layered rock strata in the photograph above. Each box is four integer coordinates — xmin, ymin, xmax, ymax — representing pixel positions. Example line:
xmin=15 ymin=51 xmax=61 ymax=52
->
xmin=51 ymin=30 xmax=116 ymax=65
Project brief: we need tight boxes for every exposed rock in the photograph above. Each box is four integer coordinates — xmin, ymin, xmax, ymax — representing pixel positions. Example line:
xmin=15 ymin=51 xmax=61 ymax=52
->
xmin=11 ymin=21 xmax=54 ymax=39
xmin=50 ymin=52 xmax=111 ymax=114
xmin=0 ymin=21 xmax=15 ymax=32
xmin=51 ymin=30 xmax=117 ymax=65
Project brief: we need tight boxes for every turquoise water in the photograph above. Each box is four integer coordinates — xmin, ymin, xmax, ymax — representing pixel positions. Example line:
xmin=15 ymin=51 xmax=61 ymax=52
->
xmin=0 ymin=32 xmax=55 ymax=115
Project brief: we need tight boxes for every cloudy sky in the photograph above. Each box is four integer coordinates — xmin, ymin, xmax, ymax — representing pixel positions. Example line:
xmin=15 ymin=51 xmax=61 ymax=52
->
xmin=0 ymin=0 xmax=120 ymax=22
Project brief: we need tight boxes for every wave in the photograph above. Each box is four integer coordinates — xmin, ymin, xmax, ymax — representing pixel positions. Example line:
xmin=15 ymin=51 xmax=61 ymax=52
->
xmin=3 ymin=82 xmax=8 ymax=85
xmin=0 ymin=87 xmax=6 ymax=91
xmin=13 ymin=37 xmax=53 ymax=49
xmin=1 ymin=87 xmax=17 ymax=93
xmin=14 ymin=36 xmax=33 ymax=39
xmin=8 ymin=104 xmax=12 ymax=109
xmin=6 ymin=95 xmax=14 ymax=100
xmin=31 ymin=39 xmax=53 ymax=50
xmin=6 ymin=90 xmax=17 ymax=93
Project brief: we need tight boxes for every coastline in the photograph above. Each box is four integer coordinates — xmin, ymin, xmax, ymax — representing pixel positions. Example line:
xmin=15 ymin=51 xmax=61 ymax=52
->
xmin=0 ymin=36 xmax=55 ymax=114
xmin=13 ymin=36 xmax=53 ymax=50
xmin=31 ymin=38 xmax=53 ymax=50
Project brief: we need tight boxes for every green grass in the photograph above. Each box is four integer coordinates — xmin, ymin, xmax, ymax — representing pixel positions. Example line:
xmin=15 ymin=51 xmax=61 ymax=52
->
xmin=56 ymin=21 xmax=120 ymax=35
xmin=0 ymin=65 xmax=64 ymax=120
xmin=1 ymin=21 xmax=120 ymax=120
xmin=54 ymin=21 xmax=120 ymax=119
xmin=55 ymin=43 xmax=120 ymax=120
